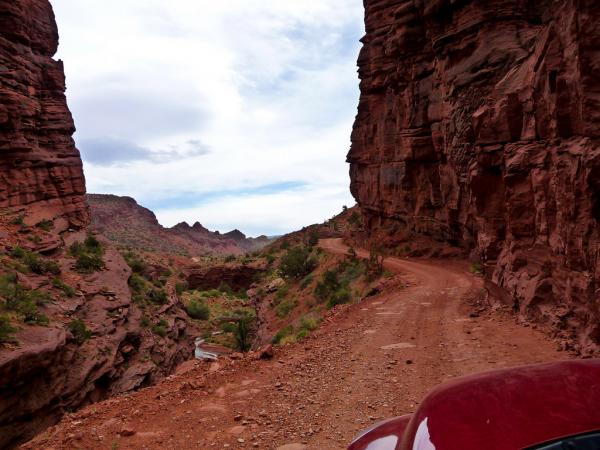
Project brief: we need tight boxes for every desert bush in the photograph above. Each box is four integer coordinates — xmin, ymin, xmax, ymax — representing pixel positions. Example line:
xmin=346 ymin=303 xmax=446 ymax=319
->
xmin=224 ymin=255 xmax=236 ymax=263
xmin=327 ymin=287 xmax=351 ymax=309
xmin=279 ymin=246 xmax=317 ymax=279
xmin=68 ymin=319 xmax=93 ymax=343
xmin=272 ymin=325 xmax=294 ymax=345
xmin=10 ymin=215 xmax=25 ymax=226
xmin=186 ymin=299 xmax=210 ymax=320
xmin=12 ymin=248 xmax=60 ymax=275
xmin=0 ymin=315 xmax=16 ymax=344
xmin=233 ymin=311 xmax=256 ymax=352
xmin=296 ymin=329 xmax=310 ymax=341
xmin=70 ymin=236 xmax=104 ymax=274
xmin=314 ymin=269 xmax=340 ymax=301
xmin=275 ymin=298 xmax=298 ymax=318
xmin=470 ymin=263 xmax=483 ymax=275
xmin=348 ymin=211 xmax=362 ymax=227
xmin=300 ymin=274 xmax=313 ymax=290
xmin=128 ymin=273 xmax=147 ymax=293
xmin=175 ymin=281 xmax=188 ymax=295
xmin=1 ymin=275 xmax=50 ymax=325
xmin=152 ymin=319 xmax=168 ymax=337
xmin=299 ymin=315 xmax=319 ymax=331
xmin=147 ymin=288 xmax=168 ymax=305
xmin=124 ymin=252 xmax=147 ymax=274
xmin=35 ymin=220 xmax=53 ymax=232
xmin=52 ymin=278 xmax=76 ymax=297
xmin=307 ymin=231 xmax=319 ymax=247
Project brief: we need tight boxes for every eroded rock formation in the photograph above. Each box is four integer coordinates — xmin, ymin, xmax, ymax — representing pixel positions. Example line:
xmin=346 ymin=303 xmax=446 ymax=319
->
xmin=349 ymin=0 xmax=600 ymax=353
xmin=0 ymin=0 xmax=89 ymax=228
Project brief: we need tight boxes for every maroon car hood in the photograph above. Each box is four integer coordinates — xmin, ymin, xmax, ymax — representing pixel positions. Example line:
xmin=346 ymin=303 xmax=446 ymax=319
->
xmin=398 ymin=360 xmax=600 ymax=450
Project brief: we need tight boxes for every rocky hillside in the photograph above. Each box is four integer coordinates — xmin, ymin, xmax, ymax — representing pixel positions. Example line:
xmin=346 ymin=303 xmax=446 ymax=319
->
xmin=349 ymin=0 xmax=600 ymax=354
xmin=88 ymin=194 xmax=271 ymax=256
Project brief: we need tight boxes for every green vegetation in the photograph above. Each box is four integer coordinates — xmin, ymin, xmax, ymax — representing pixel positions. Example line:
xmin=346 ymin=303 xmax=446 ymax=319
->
xmin=470 ymin=263 xmax=483 ymax=276
xmin=68 ymin=319 xmax=93 ymax=343
xmin=307 ymin=231 xmax=319 ymax=247
xmin=186 ymin=299 xmax=210 ymax=320
xmin=35 ymin=220 xmax=53 ymax=232
xmin=0 ymin=315 xmax=16 ymax=344
xmin=348 ymin=211 xmax=362 ymax=227
xmin=275 ymin=298 xmax=298 ymax=318
xmin=69 ymin=235 xmax=104 ymax=274
xmin=233 ymin=312 xmax=255 ymax=352
xmin=272 ymin=325 xmax=294 ymax=345
xmin=124 ymin=252 xmax=147 ymax=275
xmin=11 ymin=247 xmax=60 ymax=276
xmin=0 ymin=274 xmax=50 ymax=325
xmin=147 ymin=288 xmax=168 ymax=305
xmin=10 ymin=215 xmax=24 ymax=226
xmin=152 ymin=319 xmax=168 ymax=337
xmin=224 ymin=254 xmax=236 ymax=263
xmin=175 ymin=281 xmax=188 ymax=295
xmin=52 ymin=278 xmax=76 ymax=297
xmin=300 ymin=274 xmax=313 ymax=290
xmin=272 ymin=315 xmax=320 ymax=345
xmin=279 ymin=246 xmax=318 ymax=279
xmin=315 ymin=258 xmax=366 ymax=309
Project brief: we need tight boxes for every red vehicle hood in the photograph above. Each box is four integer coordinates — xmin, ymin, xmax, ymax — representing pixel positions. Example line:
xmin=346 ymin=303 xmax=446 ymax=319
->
xmin=399 ymin=359 xmax=600 ymax=450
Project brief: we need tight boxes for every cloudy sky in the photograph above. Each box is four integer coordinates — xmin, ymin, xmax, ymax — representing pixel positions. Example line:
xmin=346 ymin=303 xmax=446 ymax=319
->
xmin=51 ymin=0 xmax=364 ymax=236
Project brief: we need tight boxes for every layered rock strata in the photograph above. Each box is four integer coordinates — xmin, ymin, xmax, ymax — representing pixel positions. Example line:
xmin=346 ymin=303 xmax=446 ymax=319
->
xmin=0 ymin=0 xmax=89 ymax=228
xmin=349 ymin=0 xmax=600 ymax=353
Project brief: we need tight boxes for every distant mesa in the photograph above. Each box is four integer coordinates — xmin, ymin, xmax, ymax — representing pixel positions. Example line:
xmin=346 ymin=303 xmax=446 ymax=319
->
xmin=87 ymin=194 xmax=272 ymax=255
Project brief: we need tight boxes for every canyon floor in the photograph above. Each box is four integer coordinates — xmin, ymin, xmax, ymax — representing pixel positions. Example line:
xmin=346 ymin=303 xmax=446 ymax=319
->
xmin=25 ymin=239 xmax=567 ymax=450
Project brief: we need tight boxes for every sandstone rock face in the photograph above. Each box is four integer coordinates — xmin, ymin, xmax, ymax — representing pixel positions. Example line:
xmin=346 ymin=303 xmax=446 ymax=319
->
xmin=0 ymin=0 xmax=89 ymax=227
xmin=349 ymin=0 xmax=600 ymax=353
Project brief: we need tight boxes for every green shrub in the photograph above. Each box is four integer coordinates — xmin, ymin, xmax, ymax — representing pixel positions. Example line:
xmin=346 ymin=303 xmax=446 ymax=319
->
xmin=275 ymin=285 xmax=289 ymax=301
xmin=199 ymin=289 xmax=221 ymax=298
xmin=11 ymin=248 xmax=60 ymax=275
xmin=128 ymin=273 xmax=147 ymax=293
xmin=314 ymin=269 xmax=340 ymax=301
xmin=152 ymin=319 xmax=168 ymax=337
xmin=300 ymin=275 xmax=313 ymax=290
xmin=175 ymin=281 xmax=188 ymax=295
xmin=52 ymin=278 xmax=76 ymax=297
xmin=140 ymin=315 xmax=150 ymax=327
xmin=272 ymin=325 xmax=294 ymax=345
xmin=299 ymin=316 xmax=319 ymax=331
xmin=10 ymin=215 xmax=25 ymax=226
xmin=266 ymin=254 xmax=275 ymax=265
xmin=0 ymin=315 xmax=16 ymax=344
xmin=470 ymin=263 xmax=483 ymax=275
xmin=233 ymin=313 xmax=255 ymax=352
xmin=70 ymin=236 xmax=104 ymax=274
xmin=218 ymin=282 xmax=234 ymax=296
xmin=124 ymin=252 xmax=147 ymax=274
xmin=147 ymin=288 xmax=168 ymax=305
xmin=279 ymin=246 xmax=317 ymax=279
xmin=224 ymin=255 xmax=236 ymax=263
xmin=68 ymin=319 xmax=93 ymax=343
xmin=35 ymin=220 xmax=53 ymax=232
xmin=307 ymin=231 xmax=319 ymax=247
xmin=1 ymin=275 xmax=50 ymax=325
xmin=276 ymin=298 xmax=298 ymax=318
xmin=296 ymin=329 xmax=310 ymax=341
xmin=186 ymin=299 xmax=210 ymax=320
xmin=327 ymin=287 xmax=351 ymax=309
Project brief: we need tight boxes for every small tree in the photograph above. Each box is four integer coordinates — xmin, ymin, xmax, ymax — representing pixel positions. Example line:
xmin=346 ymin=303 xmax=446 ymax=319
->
xmin=0 ymin=315 xmax=16 ymax=344
xmin=279 ymin=247 xmax=317 ymax=279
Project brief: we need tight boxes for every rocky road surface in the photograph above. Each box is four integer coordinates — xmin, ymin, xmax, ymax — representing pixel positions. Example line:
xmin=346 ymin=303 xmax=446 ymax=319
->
xmin=23 ymin=239 xmax=567 ymax=450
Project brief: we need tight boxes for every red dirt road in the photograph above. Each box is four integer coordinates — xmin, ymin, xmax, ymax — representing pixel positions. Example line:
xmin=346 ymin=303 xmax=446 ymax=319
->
xmin=24 ymin=239 xmax=568 ymax=450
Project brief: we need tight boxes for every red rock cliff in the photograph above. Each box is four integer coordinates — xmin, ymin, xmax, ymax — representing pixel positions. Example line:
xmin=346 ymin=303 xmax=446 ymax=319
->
xmin=0 ymin=0 xmax=89 ymax=228
xmin=349 ymin=0 xmax=600 ymax=353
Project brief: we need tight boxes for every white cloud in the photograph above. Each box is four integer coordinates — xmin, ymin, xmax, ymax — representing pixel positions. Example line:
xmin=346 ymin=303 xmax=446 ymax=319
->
xmin=51 ymin=0 xmax=364 ymax=236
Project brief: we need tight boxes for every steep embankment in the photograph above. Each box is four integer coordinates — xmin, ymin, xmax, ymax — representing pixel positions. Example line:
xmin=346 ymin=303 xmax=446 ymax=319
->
xmin=349 ymin=0 xmax=600 ymax=354
xmin=88 ymin=194 xmax=270 ymax=256
xmin=24 ymin=239 xmax=567 ymax=450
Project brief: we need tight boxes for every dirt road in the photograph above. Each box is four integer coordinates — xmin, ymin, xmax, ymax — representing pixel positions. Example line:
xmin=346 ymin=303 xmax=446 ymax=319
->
xmin=25 ymin=239 xmax=567 ymax=450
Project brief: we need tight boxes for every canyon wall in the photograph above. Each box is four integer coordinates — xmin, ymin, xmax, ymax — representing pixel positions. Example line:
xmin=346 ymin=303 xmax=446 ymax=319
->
xmin=349 ymin=0 xmax=600 ymax=353
xmin=0 ymin=0 xmax=89 ymax=228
